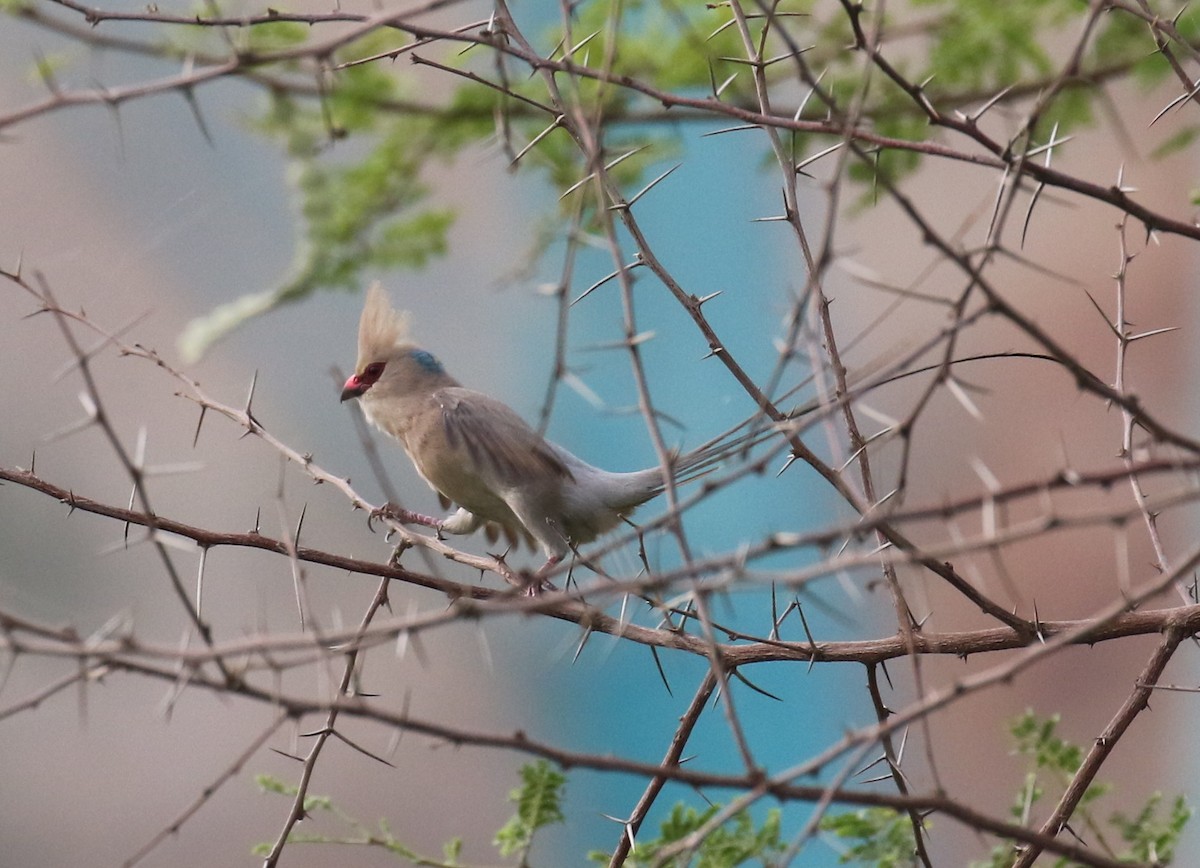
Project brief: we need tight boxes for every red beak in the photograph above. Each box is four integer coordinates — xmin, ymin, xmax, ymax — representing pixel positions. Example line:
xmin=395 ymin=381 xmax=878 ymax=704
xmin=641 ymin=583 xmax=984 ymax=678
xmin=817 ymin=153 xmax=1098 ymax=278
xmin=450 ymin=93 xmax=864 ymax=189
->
xmin=340 ymin=374 xmax=367 ymax=402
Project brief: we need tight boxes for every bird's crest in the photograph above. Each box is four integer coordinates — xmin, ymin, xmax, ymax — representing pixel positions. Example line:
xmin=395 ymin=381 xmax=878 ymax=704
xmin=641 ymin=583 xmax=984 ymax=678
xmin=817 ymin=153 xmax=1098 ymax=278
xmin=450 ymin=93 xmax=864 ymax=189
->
xmin=357 ymin=282 xmax=410 ymax=365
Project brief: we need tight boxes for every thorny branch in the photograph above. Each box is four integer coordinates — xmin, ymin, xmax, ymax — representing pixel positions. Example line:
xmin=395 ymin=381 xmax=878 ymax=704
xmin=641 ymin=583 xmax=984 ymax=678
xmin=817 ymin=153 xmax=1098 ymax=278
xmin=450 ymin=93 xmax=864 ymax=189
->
xmin=5 ymin=1 xmax=1200 ymax=865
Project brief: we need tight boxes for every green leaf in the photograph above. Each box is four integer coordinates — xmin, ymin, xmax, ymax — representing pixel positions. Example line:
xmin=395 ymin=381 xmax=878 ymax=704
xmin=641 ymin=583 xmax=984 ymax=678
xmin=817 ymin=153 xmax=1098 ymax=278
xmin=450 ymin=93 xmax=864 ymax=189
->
xmin=820 ymin=807 xmax=920 ymax=867
xmin=591 ymin=802 xmax=785 ymax=868
xmin=241 ymin=21 xmax=311 ymax=53
xmin=1152 ymin=126 xmax=1200 ymax=160
xmin=254 ymin=774 xmax=332 ymax=814
xmin=493 ymin=760 xmax=567 ymax=858
xmin=1111 ymin=793 xmax=1192 ymax=865
xmin=180 ymin=111 xmax=455 ymax=360
xmin=974 ymin=714 xmax=1190 ymax=867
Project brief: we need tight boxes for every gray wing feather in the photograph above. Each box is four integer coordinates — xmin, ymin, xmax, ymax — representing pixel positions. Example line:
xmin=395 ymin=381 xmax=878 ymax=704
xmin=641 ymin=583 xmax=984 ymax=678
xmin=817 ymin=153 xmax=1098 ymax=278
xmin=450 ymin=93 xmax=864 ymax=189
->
xmin=436 ymin=389 xmax=572 ymax=486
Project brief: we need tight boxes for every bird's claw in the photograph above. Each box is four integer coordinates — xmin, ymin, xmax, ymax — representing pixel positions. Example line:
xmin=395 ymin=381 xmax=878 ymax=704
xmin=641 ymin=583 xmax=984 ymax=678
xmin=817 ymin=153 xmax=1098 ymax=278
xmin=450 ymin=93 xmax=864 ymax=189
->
xmin=367 ymin=501 xmax=402 ymax=533
xmin=523 ymin=557 xmax=560 ymax=596
xmin=524 ymin=575 xmax=557 ymax=597
xmin=490 ymin=552 xmax=554 ymax=595
xmin=523 ymin=555 xmax=562 ymax=596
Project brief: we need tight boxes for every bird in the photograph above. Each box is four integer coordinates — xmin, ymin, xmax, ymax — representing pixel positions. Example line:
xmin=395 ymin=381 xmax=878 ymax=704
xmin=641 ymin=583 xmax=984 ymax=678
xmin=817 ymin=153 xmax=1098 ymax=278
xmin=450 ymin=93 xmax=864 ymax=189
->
xmin=339 ymin=283 xmax=730 ymax=590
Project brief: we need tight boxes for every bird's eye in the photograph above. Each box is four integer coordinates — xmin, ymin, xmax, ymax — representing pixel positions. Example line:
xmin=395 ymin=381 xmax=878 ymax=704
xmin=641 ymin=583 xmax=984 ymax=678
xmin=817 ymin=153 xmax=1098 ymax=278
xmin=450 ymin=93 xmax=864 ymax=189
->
xmin=363 ymin=362 xmax=386 ymax=382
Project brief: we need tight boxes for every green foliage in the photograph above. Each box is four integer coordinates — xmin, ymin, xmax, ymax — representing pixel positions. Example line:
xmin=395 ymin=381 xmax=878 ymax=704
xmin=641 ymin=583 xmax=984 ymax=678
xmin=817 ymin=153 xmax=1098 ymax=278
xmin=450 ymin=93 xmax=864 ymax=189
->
xmin=166 ymin=0 xmax=1190 ymax=355
xmin=826 ymin=0 xmax=1190 ymax=194
xmin=1152 ymin=126 xmax=1200 ymax=160
xmin=1111 ymin=793 xmax=1192 ymax=866
xmin=1105 ymin=4 xmax=1200 ymax=92
xmin=845 ymin=111 xmax=927 ymax=194
xmin=240 ymin=20 xmax=311 ymax=54
xmin=252 ymin=774 xmax=406 ymax=858
xmin=820 ymin=807 xmax=919 ymax=867
xmin=177 ymin=3 xmax=715 ymax=357
xmin=589 ymin=802 xmax=786 ymax=867
xmin=253 ymin=775 xmax=461 ymax=863
xmin=971 ymin=711 xmax=1189 ymax=867
xmin=910 ymin=0 xmax=1065 ymax=92
xmin=254 ymin=763 xmax=564 ymax=865
xmin=812 ymin=713 xmax=1190 ymax=868
xmin=1007 ymin=711 xmax=1111 ymax=814
xmin=171 ymin=1 xmax=1198 ymax=353
xmin=255 ymin=718 xmax=1188 ymax=867
xmin=902 ymin=0 xmax=1090 ymax=134
xmin=554 ymin=0 xmax=746 ymax=93
xmin=26 ymin=50 xmax=69 ymax=86
xmin=255 ymin=773 xmax=333 ymax=815
xmin=494 ymin=760 xmax=567 ymax=859
xmin=180 ymin=29 xmax=462 ymax=360
xmin=904 ymin=0 xmax=1193 ymax=139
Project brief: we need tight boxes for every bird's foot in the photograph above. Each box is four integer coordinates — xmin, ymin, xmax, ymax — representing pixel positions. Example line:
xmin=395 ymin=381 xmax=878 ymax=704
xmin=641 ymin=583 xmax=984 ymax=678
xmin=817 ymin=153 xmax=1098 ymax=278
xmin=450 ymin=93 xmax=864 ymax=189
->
xmin=367 ymin=501 xmax=443 ymax=534
xmin=522 ymin=573 xmax=557 ymax=597
xmin=522 ymin=555 xmax=562 ymax=597
xmin=489 ymin=551 xmax=557 ymax=595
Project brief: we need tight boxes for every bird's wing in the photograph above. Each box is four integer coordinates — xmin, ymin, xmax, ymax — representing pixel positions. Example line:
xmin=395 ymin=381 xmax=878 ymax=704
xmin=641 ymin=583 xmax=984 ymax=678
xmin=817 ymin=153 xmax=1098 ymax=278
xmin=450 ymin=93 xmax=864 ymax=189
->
xmin=435 ymin=388 xmax=573 ymax=487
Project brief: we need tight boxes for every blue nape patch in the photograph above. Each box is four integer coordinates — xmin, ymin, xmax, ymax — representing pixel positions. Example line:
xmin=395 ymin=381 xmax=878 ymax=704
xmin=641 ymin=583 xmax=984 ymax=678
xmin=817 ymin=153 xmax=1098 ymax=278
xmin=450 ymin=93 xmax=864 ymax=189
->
xmin=411 ymin=349 xmax=444 ymax=374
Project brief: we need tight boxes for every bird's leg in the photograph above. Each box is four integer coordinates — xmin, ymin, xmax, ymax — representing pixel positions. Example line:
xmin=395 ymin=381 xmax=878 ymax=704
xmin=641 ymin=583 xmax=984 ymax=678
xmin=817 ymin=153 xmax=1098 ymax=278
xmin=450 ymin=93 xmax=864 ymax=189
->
xmin=367 ymin=501 xmax=443 ymax=534
xmin=524 ymin=555 xmax=561 ymax=596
